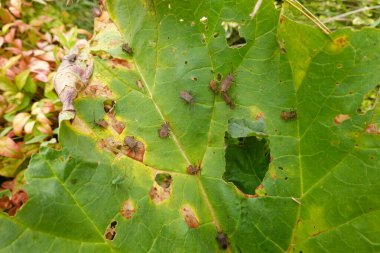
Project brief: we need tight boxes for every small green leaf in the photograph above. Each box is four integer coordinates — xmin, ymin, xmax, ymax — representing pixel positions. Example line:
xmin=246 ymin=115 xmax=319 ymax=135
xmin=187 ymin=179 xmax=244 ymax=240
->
xmin=14 ymin=70 xmax=30 ymax=91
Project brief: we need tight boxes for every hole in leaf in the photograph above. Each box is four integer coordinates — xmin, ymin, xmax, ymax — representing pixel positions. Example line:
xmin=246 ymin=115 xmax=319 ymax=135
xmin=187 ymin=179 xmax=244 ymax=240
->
xmin=223 ymin=118 xmax=269 ymax=195
xmin=154 ymin=173 xmax=172 ymax=188
xmin=103 ymin=99 xmax=115 ymax=113
xmin=104 ymin=221 xmax=117 ymax=240
xmin=357 ymin=85 xmax=379 ymax=115
xmin=213 ymin=32 xmax=219 ymax=38
xmin=216 ymin=232 xmax=229 ymax=250
xmin=221 ymin=21 xmax=247 ymax=48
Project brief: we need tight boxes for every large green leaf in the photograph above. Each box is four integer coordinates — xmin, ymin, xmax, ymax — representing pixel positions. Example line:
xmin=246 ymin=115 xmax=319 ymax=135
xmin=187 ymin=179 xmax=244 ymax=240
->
xmin=1 ymin=0 xmax=379 ymax=252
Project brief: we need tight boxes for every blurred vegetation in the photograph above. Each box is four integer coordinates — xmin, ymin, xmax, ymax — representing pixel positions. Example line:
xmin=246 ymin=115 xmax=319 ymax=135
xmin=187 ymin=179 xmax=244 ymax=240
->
xmin=0 ymin=0 xmax=97 ymax=185
xmin=301 ymin=0 xmax=380 ymax=29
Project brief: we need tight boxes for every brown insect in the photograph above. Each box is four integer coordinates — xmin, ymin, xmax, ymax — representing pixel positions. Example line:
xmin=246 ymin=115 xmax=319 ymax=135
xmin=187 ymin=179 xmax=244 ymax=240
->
xmin=121 ymin=43 xmax=133 ymax=56
xmin=124 ymin=136 xmax=140 ymax=153
xmin=215 ymin=232 xmax=229 ymax=250
xmin=220 ymin=73 xmax=234 ymax=93
xmin=280 ymin=110 xmax=297 ymax=121
xmin=158 ymin=122 xmax=170 ymax=138
xmin=209 ymin=80 xmax=218 ymax=95
xmin=180 ymin=90 xmax=195 ymax=105
xmin=95 ymin=119 xmax=108 ymax=128
xmin=136 ymin=80 xmax=144 ymax=90
xmin=221 ymin=92 xmax=235 ymax=109
xmin=186 ymin=164 xmax=201 ymax=175
xmin=93 ymin=112 xmax=108 ymax=128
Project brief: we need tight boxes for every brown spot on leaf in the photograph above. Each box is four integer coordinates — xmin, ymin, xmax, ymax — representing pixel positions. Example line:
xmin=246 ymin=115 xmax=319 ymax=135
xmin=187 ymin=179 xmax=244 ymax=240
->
xmin=334 ymin=114 xmax=350 ymax=125
xmin=110 ymin=58 xmax=132 ymax=69
xmin=310 ymin=230 xmax=326 ymax=237
xmin=243 ymin=193 xmax=258 ymax=198
xmin=83 ymin=83 xmax=112 ymax=97
xmin=120 ymin=200 xmax=135 ymax=220
xmin=94 ymin=119 xmax=108 ymax=128
xmin=104 ymin=221 xmax=117 ymax=240
xmin=255 ymin=112 xmax=264 ymax=120
xmin=108 ymin=114 xmax=125 ymax=135
xmin=149 ymin=182 xmax=171 ymax=204
xmin=181 ymin=206 xmax=199 ymax=228
xmin=215 ymin=232 xmax=229 ymax=250
xmin=333 ymin=36 xmax=348 ymax=48
xmin=280 ymin=15 xmax=285 ymax=24
xmin=97 ymin=137 xmax=123 ymax=155
xmin=366 ymin=124 xmax=380 ymax=134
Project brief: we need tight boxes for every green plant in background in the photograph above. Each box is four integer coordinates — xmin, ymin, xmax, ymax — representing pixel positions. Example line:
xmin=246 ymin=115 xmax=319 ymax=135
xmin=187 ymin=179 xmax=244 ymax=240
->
xmin=0 ymin=0 xmax=378 ymax=252
xmin=0 ymin=0 xmax=96 ymax=180
xmin=301 ymin=0 xmax=380 ymax=29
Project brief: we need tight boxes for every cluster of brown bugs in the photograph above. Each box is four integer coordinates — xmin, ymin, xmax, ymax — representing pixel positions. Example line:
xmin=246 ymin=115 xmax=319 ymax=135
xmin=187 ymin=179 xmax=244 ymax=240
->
xmin=280 ymin=109 xmax=297 ymax=121
xmin=207 ymin=73 xmax=235 ymax=109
